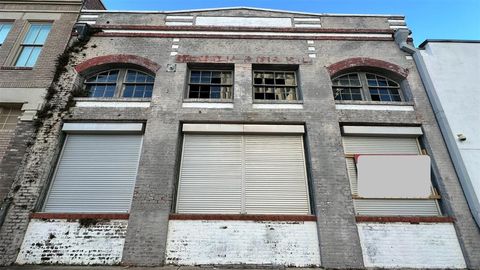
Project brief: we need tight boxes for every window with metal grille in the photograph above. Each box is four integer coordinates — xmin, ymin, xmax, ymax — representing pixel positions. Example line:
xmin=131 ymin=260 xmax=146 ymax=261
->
xmin=84 ymin=69 xmax=154 ymax=98
xmin=187 ymin=70 xmax=233 ymax=99
xmin=332 ymin=72 xmax=404 ymax=102
xmin=15 ymin=23 xmax=51 ymax=67
xmin=253 ymin=71 xmax=298 ymax=100
xmin=0 ymin=23 xmax=13 ymax=46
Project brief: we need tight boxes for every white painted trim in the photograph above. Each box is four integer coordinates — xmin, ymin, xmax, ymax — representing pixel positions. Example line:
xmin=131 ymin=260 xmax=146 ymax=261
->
xmin=294 ymin=24 xmax=322 ymax=28
xmin=102 ymin=29 xmax=392 ymax=39
xmin=252 ymin=103 xmax=303 ymax=110
xmin=78 ymin=20 xmax=97 ymax=25
xmin=166 ymin=15 xmax=194 ymax=20
xmin=62 ymin=123 xmax=144 ymax=133
xmin=182 ymin=102 xmax=234 ymax=109
xmin=342 ymin=126 xmax=423 ymax=136
xmin=183 ymin=124 xmax=305 ymax=134
xmin=390 ymin=25 xmax=408 ymax=29
xmin=75 ymin=101 xmax=151 ymax=108
xmin=335 ymin=104 xmax=415 ymax=111
xmin=293 ymin=18 xmax=321 ymax=22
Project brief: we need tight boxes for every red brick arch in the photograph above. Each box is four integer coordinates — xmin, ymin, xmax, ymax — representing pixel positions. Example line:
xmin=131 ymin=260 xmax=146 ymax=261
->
xmin=74 ymin=54 xmax=161 ymax=74
xmin=327 ymin=57 xmax=409 ymax=79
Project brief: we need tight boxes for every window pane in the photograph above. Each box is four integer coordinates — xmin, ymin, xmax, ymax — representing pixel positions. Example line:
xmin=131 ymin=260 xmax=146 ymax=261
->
xmin=275 ymin=73 xmax=286 ymax=85
xmin=123 ymin=85 xmax=134 ymax=97
xmin=221 ymin=86 xmax=232 ymax=99
xmin=24 ymin=24 xmax=41 ymax=44
xmin=285 ymin=73 xmax=296 ymax=85
xmin=107 ymin=70 xmax=119 ymax=82
xmin=104 ymin=85 xmax=116 ymax=97
xmin=211 ymin=86 xmax=221 ymax=99
xmin=190 ymin=71 xmax=200 ymax=83
xmin=189 ymin=85 xmax=200 ymax=98
xmin=144 ymin=84 xmax=153 ymax=98
xmin=15 ymin=46 xmax=33 ymax=67
xmin=199 ymin=85 xmax=210 ymax=98
xmin=286 ymin=88 xmax=297 ymax=100
xmin=0 ymin=24 xmax=12 ymax=45
xmin=221 ymin=72 xmax=232 ymax=84
xmin=275 ymin=87 xmax=285 ymax=100
xmin=25 ymin=47 xmax=41 ymax=67
xmin=133 ymin=85 xmax=145 ymax=98
xmin=136 ymin=72 xmax=146 ymax=83
xmin=34 ymin=24 xmax=52 ymax=45
xmin=200 ymin=71 xmax=211 ymax=83
xmin=126 ymin=70 xmax=137 ymax=82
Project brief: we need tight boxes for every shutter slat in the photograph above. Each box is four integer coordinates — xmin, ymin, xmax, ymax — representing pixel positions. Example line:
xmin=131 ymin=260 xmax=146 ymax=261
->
xmin=43 ymin=134 xmax=142 ymax=213
xmin=354 ymin=199 xmax=441 ymax=216
xmin=342 ymin=136 xmax=420 ymax=154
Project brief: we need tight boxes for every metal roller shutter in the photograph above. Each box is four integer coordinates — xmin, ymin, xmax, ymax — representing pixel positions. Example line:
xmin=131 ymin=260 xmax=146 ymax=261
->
xmin=342 ymin=136 xmax=441 ymax=216
xmin=176 ymin=134 xmax=310 ymax=214
xmin=43 ymin=134 xmax=143 ymax=213
xmin=245 ymin=135 xmax=310 ymax=214
xmin=176 ymin=135 xmax=243 ymax=214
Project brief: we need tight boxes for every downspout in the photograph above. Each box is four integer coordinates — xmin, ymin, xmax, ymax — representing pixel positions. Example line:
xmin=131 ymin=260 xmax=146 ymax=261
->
xmin=394 ymin=29 xmax=480 ymax=227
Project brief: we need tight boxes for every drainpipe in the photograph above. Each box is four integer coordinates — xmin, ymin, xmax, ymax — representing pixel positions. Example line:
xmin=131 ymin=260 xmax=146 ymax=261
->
xmin=394 ymin=29 xmax=480 ymax=227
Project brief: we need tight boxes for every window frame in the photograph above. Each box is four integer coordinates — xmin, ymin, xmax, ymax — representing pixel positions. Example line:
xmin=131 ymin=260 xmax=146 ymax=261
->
xmin=84 ymin=68 xmax=155 ymax=99
xmin=332 ymin=72 xmax=405 ymax=102
xmin=14 ymin=22 xmax=52 ymax=68
xmin=185 ymin=68 xmax=234 ymax=101
xmin=252 ymin=69 xmax=300 ymax=102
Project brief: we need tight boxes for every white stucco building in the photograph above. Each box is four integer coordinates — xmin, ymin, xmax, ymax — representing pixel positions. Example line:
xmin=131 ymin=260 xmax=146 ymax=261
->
xmin=417 ymin=40 xmax=480 ymax=227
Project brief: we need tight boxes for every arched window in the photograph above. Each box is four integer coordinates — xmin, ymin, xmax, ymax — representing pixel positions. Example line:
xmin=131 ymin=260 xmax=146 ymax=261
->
xmin=332 ymin=72 xmax=403 ymax=102
xmin=85 ymin=69 xmax=154 ymax=98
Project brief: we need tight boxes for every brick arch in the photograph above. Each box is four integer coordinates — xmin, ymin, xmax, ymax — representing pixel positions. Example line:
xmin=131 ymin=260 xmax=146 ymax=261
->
xmin=74 ymin=54 xmax=161 ymax=74
xmin=326 ymin=57 xmax=409 ymax=79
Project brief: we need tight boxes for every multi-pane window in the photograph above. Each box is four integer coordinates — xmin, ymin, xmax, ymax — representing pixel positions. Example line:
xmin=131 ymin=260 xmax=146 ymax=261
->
xmin=84 ymin=69 xmax=154 ymax=98
xmin=332 ymin=72 xmax=403 ymax=102
xmin=15 ymin=23 xmax=52 ymax=67
xmin=253 ymin=71 xmax=298 ymax=100
xmin=332 ymin=73 xmax=363 ymax=101
xmin=187 ymin=70 xmax=233 ymax=99
xmin=367 ymin=73 xmax=401 ymax=101
xmin=0 ymin=106 xmax=21 ymax=130
xmin=0 ymin=23 xmax=13 ymax=46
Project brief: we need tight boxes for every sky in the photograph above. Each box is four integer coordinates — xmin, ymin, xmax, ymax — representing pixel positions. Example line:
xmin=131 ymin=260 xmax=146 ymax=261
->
xmin=102 ymin=0 xmax=480 ymax=46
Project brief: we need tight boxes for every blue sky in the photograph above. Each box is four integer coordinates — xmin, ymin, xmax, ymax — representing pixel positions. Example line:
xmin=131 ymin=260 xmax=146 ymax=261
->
xmin=102 ymin=0 xmax=480 ymax=46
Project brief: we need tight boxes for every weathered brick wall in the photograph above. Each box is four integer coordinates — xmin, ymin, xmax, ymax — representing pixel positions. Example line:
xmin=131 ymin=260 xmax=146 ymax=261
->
xmin=357 ymin=223 xmax=466 ymax=268
xmin=165 ymin=220 xmax=320 ymax=266
xmin=16 ymin=219 xmax=127 ymax=265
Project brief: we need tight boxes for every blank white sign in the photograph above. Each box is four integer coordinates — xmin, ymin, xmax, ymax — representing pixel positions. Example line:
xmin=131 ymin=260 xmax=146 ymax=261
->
xmin=357 ymin=155 xmax=432 ymax=198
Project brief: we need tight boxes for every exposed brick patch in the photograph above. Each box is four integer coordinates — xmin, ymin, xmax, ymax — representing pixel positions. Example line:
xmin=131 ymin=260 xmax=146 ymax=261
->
xmin=30 ymin=213 xmax=130 ymax=220
xmin=176 ymin=54 xmax=313 ymax=64
xmin=74 ymin=55 xmax=161 ymax=74
xmin=327 ymin=57 xmax=409 ymax=78
xmin=169 ymin=214 xmax=317 ymax=221
xmin=355 ymin=216 xmax=455 ymax=223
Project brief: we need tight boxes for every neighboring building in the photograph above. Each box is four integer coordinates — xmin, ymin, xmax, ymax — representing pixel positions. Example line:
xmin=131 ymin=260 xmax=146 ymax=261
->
xmin=0 ymin=5 xmax=479 ymax=269
xmin=415 ymin=40 xmax=480 ymax=227
xmin=0 ymin=0 xmax=104 ymax=261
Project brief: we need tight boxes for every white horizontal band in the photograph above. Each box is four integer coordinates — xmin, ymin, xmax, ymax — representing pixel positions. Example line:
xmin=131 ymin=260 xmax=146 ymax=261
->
xmin=183 ymin=124 xmax=305 ymax=134
xmin=342 ymin=126 xmax=423 ymax=136
xmin=62 ymin=123 xmax=144 ymax=133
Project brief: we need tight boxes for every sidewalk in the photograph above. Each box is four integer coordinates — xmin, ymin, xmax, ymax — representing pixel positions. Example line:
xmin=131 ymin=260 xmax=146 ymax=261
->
xmin=0 ymin=266 xmax=322 ymax=270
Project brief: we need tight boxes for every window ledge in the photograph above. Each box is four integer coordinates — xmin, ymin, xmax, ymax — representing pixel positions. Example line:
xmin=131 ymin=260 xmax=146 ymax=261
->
xmin=335 ymin=100 xmax=414 ymax=111
xmin=74 ymin=97 xmax=151 ymax=108
xmin=0 ymin=66 xmax=33 ymax=70
xmin=253 ymin=100 xmax=304 ymax=105
xmin=30 ymin=212 xmax=130 ymax=220
xmin=170 ymin=214 xmax=316 ymax=222
xmin=355 ymin=216 xmax=454 ymax=223
xmin=183 ymin=98 xmax=233 ymax=103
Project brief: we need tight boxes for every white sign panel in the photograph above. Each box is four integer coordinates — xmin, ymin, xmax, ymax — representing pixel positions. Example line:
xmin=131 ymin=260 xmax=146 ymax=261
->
xmin=357 ymin=155 xmax=432 ymax=198
xmin=196 ymin=16 xmax=292 ymax=27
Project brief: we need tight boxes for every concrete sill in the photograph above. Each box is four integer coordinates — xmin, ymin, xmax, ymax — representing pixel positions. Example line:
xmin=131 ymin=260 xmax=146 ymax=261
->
xmin=335 ymin=101 xmax=414 ymax=111
xmin=170 ymin=214 xmax=317 ymax=221
xmin=74 ymin=98 xmax=151 ymax=108
xmin=0 ymin=66 xmax=33 ymax=70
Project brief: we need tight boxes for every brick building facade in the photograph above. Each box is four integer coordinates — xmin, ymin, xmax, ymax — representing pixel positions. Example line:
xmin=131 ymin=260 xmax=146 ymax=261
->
xmin=0 ymin=5 xmax=479 ymax=269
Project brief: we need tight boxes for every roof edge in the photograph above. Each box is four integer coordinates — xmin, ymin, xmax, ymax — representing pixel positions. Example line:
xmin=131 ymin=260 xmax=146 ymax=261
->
xmin=82 ymin=6 xmax=405 ymax=18
xmin=419 ymin=39 xmax=480 ymax=48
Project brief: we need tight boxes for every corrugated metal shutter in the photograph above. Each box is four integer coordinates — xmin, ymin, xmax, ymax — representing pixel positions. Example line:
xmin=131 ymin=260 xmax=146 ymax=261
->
xmin=244 ymin=136 xmax=309 ymax=215
xmin=342 ymin=136 xmax=420 ymax=155
xmin=176 ymin=134 xmax=310 ymax=214
xmin=176 ymin=135 xmax=243 ymax=214
xmin=343 ymin=136 xmax=441 ymax=216
xmin=43 ymin=134 xmax=143 ymax=213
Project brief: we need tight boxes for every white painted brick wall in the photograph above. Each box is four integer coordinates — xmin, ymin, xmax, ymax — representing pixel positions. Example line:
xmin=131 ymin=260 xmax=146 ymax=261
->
xmin=357 ymin=223 xmax=466 ymax=269
xmin=16 ymin=219 xmax=127 ymax=265
xmin=165 ymin=220 xmax=321 ymax=267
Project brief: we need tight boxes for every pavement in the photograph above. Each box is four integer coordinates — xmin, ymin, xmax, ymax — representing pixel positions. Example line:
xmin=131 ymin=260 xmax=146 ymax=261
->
xmin=0 ymin=267 xmax=323 ymax=270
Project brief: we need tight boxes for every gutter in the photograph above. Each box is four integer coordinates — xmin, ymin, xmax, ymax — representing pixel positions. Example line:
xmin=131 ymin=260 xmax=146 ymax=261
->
xmin=394 ymin=29 xmax=480 ymax=228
